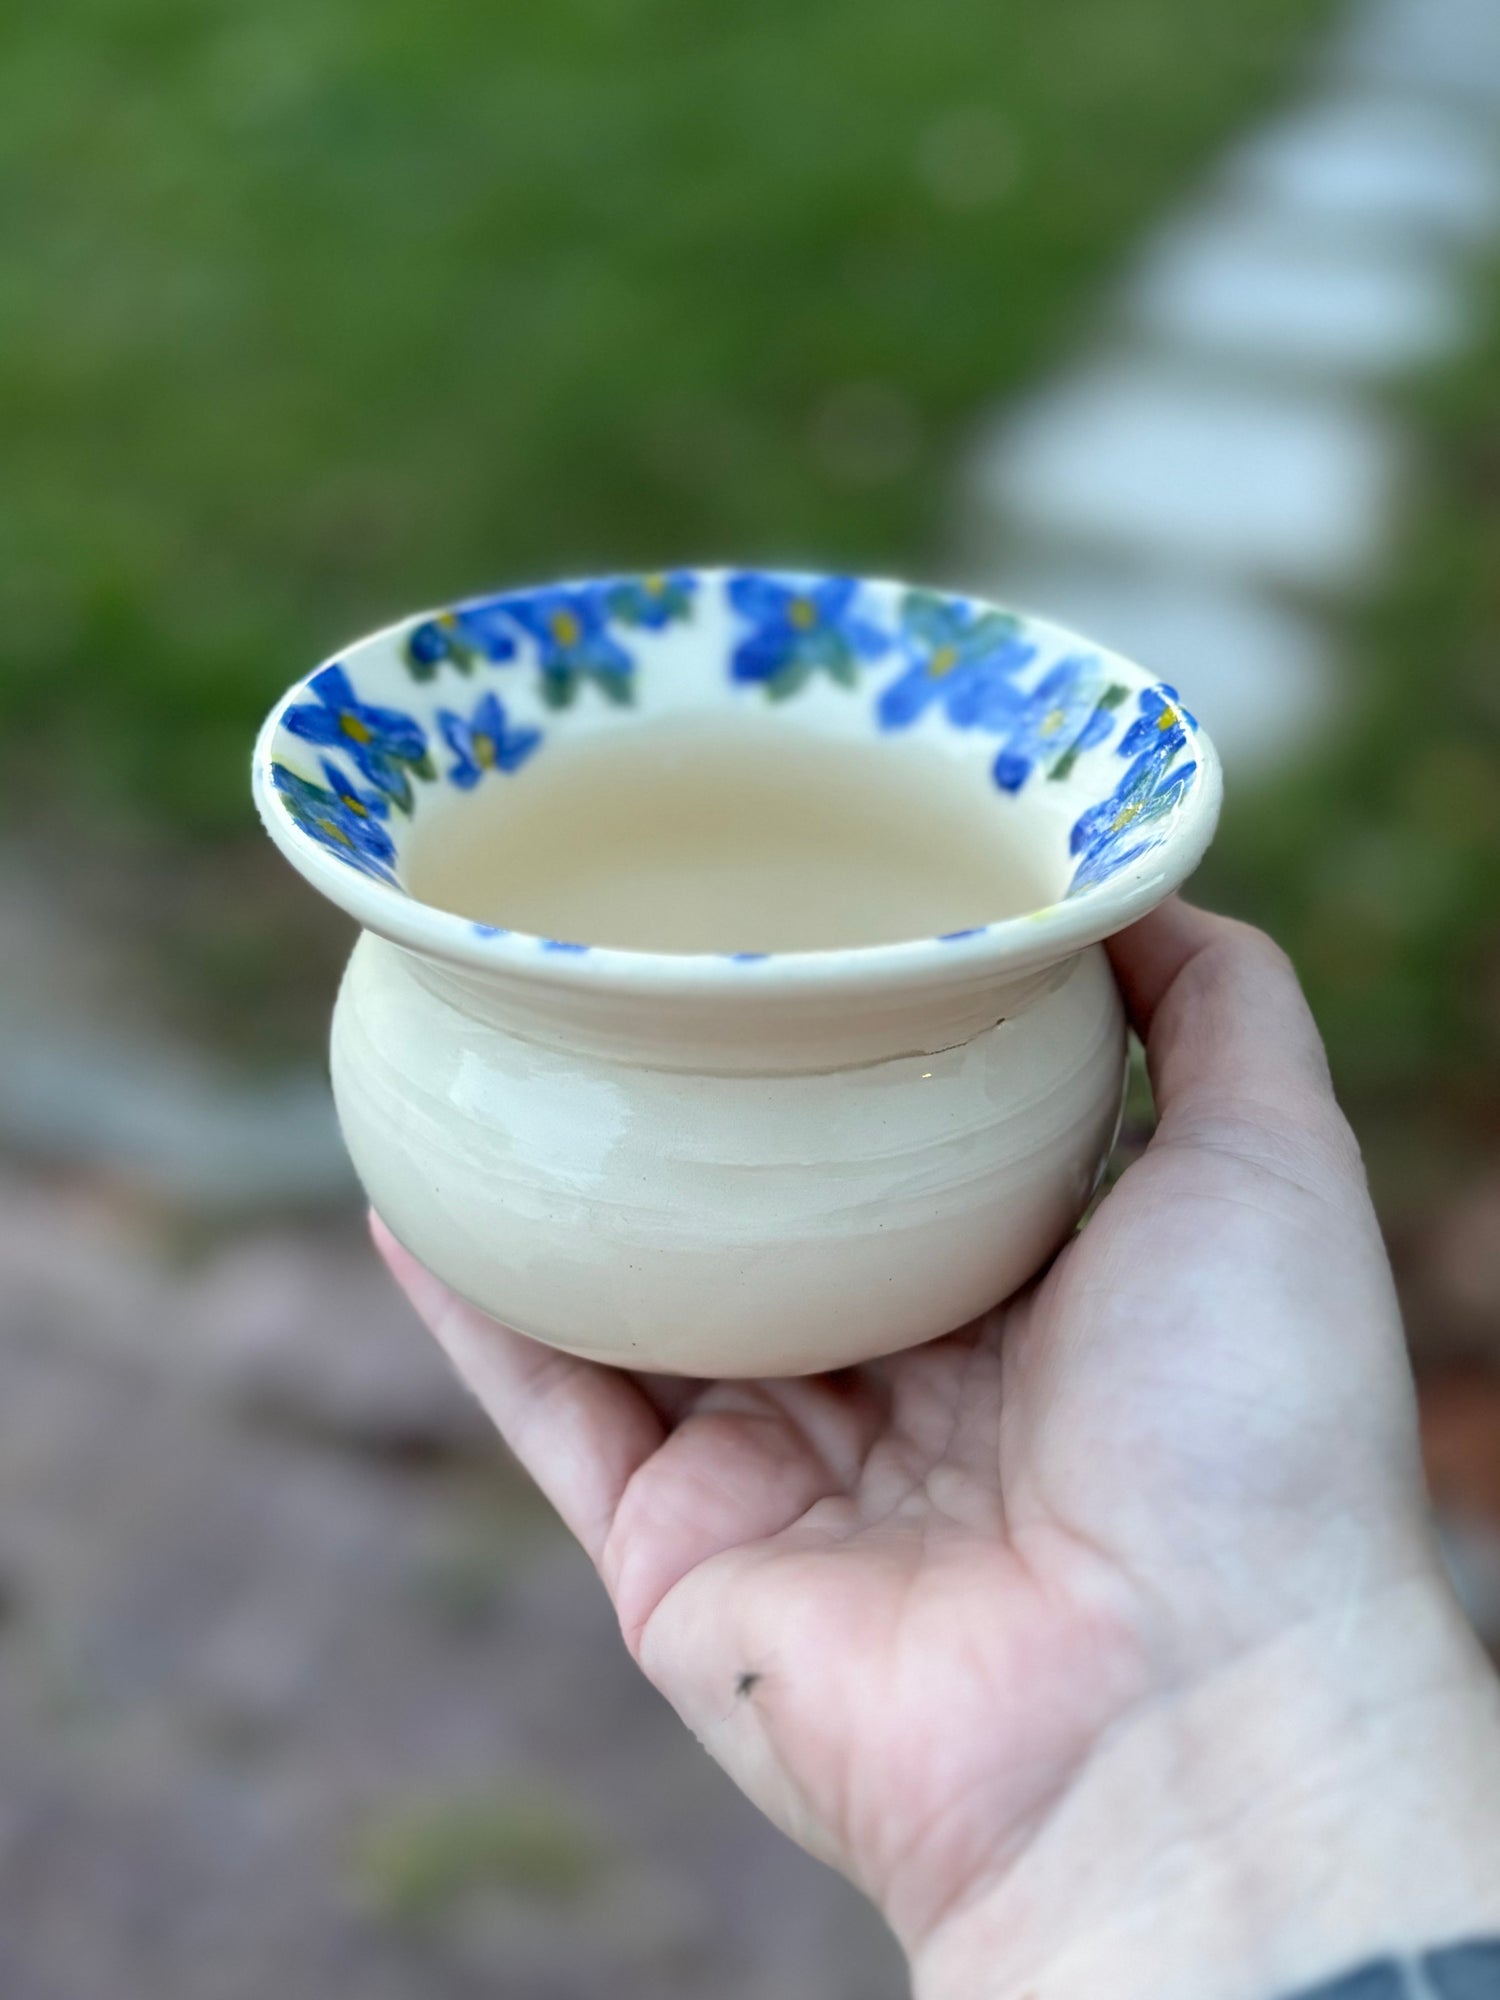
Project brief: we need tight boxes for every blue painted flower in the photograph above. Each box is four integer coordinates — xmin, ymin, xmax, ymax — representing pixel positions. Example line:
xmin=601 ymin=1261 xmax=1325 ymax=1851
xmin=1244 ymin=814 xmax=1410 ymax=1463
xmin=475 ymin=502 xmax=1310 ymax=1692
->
xmin=878 ymin=591 xmax=1035 ymax=731
xmin=437 ymin=691 xmax=542 ymax=789
xmin=314 ymin=756 xmax=390 ymax=823
xmin=272 ymin=763 xmax=400 ymax=885
xmin=1116 ymin=683 xmax=1195 ymax=762
xmin=727 ymin=572 xmax=890 ymax=697
xmin=1067 ymin=739 xmax=1198 ymax=894
xmin=284 ymin=665 xmax=433 ymax=813
xmin=991 ymin=656 xmax=1126 ymax=794
xmin=605 ymin=570 xmax=698 ymax=630
xmin=503 ymin=585 xmax=634 ymax=708
xmin=404 ymin=601 xmax=519 ymax=680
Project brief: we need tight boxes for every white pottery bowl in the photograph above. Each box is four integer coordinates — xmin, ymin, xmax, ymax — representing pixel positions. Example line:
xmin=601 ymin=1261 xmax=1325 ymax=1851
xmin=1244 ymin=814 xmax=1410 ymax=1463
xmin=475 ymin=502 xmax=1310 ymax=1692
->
xmin=253 ymin=568 xmax=1221 ymax=1376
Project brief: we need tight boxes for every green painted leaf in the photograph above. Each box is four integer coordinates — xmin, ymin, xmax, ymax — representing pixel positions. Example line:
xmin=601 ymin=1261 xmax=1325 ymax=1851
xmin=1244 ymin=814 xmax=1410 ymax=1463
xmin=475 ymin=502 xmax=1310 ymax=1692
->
xmin=900 ymin=589 xmax=950 ymax=635
xmin=765 ymin=659 xmax=811 ymax=701
xmin=972 ymin=610 xmax=1022 ymax=645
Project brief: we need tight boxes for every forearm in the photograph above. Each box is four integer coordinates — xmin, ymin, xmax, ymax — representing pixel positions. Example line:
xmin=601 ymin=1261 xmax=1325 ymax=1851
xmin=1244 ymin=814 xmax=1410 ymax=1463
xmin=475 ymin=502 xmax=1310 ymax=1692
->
xmin=910 ymin=1574 xmax=1500 ymax=2000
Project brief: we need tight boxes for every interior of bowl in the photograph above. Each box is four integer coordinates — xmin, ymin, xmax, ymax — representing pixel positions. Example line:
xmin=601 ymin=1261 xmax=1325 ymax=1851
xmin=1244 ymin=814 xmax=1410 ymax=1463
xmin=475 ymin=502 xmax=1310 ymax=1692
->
xmin=254 ymin=567 xmax=1217 ymax=961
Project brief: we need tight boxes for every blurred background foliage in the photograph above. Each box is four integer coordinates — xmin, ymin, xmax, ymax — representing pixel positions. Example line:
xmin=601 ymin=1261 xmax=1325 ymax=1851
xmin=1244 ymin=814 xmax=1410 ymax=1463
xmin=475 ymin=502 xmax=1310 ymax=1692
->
xmin=2 ymin=0 xmax=1496 ymax=1279
xmin=4 ymin=0 xmax=1326 ymax=831
xmin=1202 ymin=296 xmax=1500 ymax=1224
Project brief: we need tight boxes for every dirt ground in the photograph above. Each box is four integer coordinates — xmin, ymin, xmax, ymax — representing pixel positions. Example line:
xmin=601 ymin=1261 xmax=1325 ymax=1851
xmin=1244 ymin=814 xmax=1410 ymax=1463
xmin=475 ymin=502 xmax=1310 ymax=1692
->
xmin=0 ymin=1173 xmax=906 ymax=1999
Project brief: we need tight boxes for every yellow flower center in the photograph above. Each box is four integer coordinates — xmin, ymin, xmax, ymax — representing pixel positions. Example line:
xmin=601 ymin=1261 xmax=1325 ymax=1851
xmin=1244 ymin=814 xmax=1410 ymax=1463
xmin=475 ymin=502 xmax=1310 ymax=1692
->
xmin=474 ymin=732 xmax=495 ymax=768
xmin=316 ymin=816 xmax=352 ymax=848
xmin=926 ymin=644 xmax=960 ymax=679
xmin=1039 ymin=706 xmax=1067 ymax=738
xmin=341 ymin=714 xmax=372 ymax=745
xmin=642 ymin=573 xmax=667 ymax=594
xmin=550 ymin=610 xmax=581 ymax=646
xmin=1110 ymin=800 xmax=1143 ymax=834
xmin=340 ymin=792 xmax=368 ymax=818
xmin=1157 ymin=704 xmax=1179 ymax=730
xmin=438 ymin=611 xmax=458 ymax=633
xmin=788 ymin=596 xmax=817 ymax=631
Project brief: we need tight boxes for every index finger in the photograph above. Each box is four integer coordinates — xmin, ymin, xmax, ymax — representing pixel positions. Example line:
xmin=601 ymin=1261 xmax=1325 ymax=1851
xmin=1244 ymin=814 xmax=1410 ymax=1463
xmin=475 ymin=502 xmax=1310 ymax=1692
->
xmin=371 ymin=1214 xmax=666 ymax=1565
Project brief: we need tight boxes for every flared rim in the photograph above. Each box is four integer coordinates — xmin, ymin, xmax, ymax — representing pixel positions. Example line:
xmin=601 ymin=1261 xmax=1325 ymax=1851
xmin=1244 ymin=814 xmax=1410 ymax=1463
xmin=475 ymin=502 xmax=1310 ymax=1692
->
xmin=252 ymin=573 xmax=1223 ymax=996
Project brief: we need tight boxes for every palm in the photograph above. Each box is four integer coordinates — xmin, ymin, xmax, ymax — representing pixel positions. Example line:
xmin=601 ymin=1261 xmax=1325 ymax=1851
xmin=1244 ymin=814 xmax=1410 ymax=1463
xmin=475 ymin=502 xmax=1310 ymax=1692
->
xmin=597 ymin=1315 xmax=1100 ymax=1943
xmin=376 ymin=903 xmax=1424 ymax=1948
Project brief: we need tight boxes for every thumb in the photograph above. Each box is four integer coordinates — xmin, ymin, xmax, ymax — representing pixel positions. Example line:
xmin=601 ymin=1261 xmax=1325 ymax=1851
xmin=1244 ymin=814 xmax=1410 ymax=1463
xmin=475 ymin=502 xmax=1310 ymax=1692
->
xmin=1106 ymin=898 xmax=1361 ymax=1190
xmin=1097 ymin=899 xmax=1414 ymax=1448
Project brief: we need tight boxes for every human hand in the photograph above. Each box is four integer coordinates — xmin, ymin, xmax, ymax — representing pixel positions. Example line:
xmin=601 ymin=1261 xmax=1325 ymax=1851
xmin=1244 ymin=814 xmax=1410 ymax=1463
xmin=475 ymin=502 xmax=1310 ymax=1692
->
xmin=374 ymin=901 xmax=1500 ymax=1999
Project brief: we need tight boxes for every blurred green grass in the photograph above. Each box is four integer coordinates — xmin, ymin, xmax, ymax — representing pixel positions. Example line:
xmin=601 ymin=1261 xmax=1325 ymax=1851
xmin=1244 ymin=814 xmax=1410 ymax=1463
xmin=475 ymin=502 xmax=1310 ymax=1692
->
xmin=1 ymin=0 xmax=1328 ymax=832
xmin=352 ymin=1789 xmax=602 ymax=1923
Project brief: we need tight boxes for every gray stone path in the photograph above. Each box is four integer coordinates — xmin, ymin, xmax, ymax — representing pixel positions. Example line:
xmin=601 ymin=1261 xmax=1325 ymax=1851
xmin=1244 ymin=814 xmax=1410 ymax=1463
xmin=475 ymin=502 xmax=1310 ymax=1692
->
xmin=956 ymin=0 xmax=1500 ymax=1647
xmin=962 ymin=0 xmax=1500 ymax=775
xmin=0 ymin=847 xmax=353 ymax=1213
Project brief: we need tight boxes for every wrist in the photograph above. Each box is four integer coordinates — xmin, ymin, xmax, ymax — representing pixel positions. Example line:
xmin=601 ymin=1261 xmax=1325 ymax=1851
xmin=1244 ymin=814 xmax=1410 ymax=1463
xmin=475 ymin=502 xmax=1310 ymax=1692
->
xmin=908 ymin=1571 xmax=1500 ymax=2000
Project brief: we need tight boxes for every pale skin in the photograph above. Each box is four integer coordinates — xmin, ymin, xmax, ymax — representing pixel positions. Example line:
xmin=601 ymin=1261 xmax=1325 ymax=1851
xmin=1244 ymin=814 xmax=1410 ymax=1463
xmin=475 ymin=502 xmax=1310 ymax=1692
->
xmin=375 ymin=901 xmax=1500 ymax=2000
